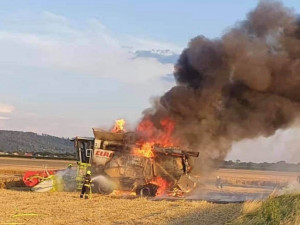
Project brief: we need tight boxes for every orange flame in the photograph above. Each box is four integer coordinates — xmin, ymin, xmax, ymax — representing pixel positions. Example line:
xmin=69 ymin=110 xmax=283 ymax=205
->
xmin=132 ymin=117 xmax=178 ymax=158
xmin=150 ymin=176 xmax=169 ymax=196
xmin=112 ymin=119 xmax=125 ymax=133
xmin=132 ymin=142 xmax=155 ymax=158
xmin=137 ymin=117 xmax=176 ymax=146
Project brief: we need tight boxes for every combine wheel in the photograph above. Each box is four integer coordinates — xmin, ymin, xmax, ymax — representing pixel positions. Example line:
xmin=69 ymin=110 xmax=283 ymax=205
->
xmin=139 ymin=187 xmax=151 ymax=196
xmin=136 ymin=183 xmax=158 ymax=197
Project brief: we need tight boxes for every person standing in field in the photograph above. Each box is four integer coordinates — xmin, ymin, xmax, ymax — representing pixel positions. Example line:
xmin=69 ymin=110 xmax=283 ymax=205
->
xmin=63 ymin=163 xmax=76 ymax=191
xmin=80 ymin=170 xmax=92 ymax=199
xmin=216 ymin=176 xmax=223 ymax=189
xmin=297 ymin=175 xmax=300 ymax=184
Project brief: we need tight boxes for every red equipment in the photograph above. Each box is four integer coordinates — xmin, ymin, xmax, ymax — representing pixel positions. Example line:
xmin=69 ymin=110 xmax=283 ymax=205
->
xmin=23 ymin=170 xmax=57 ymax=187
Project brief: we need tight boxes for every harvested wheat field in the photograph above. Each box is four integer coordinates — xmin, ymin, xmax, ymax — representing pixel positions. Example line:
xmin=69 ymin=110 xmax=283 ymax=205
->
xmin=0 ymin=157 xmax=74 ymax=190
xmin=1 ymin=157 xmax=300 ymax=224
xmin=0 ymin=189 xmax=242 ymax=225
xmin=0 ymin=157 xmax=74 ymax=171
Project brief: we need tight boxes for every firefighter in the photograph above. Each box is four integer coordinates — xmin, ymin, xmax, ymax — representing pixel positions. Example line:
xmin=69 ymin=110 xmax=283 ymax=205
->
xmin=63 ymin=163 xmax=76 ymax=191
xmin=80 ymin=170 xmax=92 ymax=199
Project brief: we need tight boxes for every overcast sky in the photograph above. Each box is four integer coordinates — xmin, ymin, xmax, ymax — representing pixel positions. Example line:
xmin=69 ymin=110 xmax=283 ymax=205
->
xmin=1 ymin=0 xmax=300 ymax=162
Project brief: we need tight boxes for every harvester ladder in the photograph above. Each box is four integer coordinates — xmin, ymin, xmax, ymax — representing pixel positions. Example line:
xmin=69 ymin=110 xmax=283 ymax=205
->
xmin=76 ymin=162 xmax=91 ymax=190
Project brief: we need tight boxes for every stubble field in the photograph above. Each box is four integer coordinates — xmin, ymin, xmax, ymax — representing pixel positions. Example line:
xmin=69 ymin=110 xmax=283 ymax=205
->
xmin=0 ymin=157 xmax=299 ymax=224
xmin=0 ymin=189 xmax=242 ymax=225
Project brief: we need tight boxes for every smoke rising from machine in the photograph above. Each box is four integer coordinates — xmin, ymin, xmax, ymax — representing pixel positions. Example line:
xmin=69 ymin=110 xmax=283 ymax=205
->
xmin=140 ymin=1 xmax=300 ymax=172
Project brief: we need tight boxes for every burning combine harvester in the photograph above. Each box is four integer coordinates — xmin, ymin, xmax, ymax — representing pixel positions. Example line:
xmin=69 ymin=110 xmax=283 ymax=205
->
xmin=23 ymin=119 xmax=199 ymax=197
xmin=74 ymin=119 xmax=199 ymax=197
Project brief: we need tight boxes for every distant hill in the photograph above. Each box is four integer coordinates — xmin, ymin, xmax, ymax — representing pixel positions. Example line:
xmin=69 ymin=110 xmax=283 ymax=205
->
xmin=0 ymin=130 xmax=74 ymax=154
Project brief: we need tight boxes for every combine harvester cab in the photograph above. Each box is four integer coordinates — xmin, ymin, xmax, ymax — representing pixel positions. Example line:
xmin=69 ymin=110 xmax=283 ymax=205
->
xmin=72 ymin=128 xmax=200 ymax=197
xmin=72 ymin=136 xmax=94 ymax=190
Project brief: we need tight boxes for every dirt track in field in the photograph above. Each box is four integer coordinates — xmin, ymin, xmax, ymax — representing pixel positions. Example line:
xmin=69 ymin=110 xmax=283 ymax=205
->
xmin=193 ymin=168 xmax=300 ymax=202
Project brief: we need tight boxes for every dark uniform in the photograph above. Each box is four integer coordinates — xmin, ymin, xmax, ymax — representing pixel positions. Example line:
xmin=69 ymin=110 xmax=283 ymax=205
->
xmin=80 ymin=173 xmax=92 ymax=199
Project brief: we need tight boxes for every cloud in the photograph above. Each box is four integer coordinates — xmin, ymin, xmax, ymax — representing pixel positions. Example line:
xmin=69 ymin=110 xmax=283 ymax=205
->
xmin=42 ymin=11 xmax=68 ymax=24
xmin=0 ymin=103 xmax=14 ymax=120
xmin=1 ymin=113 xmax=91 ymax=137
xmin=0 ymin=12 xmax=180 ymax=136
xmin=0 ymin=13 xmax=177 ymax=84
xmin=0 ymin=103 xmax=14 ymax=113
xmin=126 ymin=36 xmax=183 ymax=54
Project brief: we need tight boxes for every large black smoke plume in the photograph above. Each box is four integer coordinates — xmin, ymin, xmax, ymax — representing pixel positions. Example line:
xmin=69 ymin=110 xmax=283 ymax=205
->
xmin=141 ymin=1 xmax=300 ymax=172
